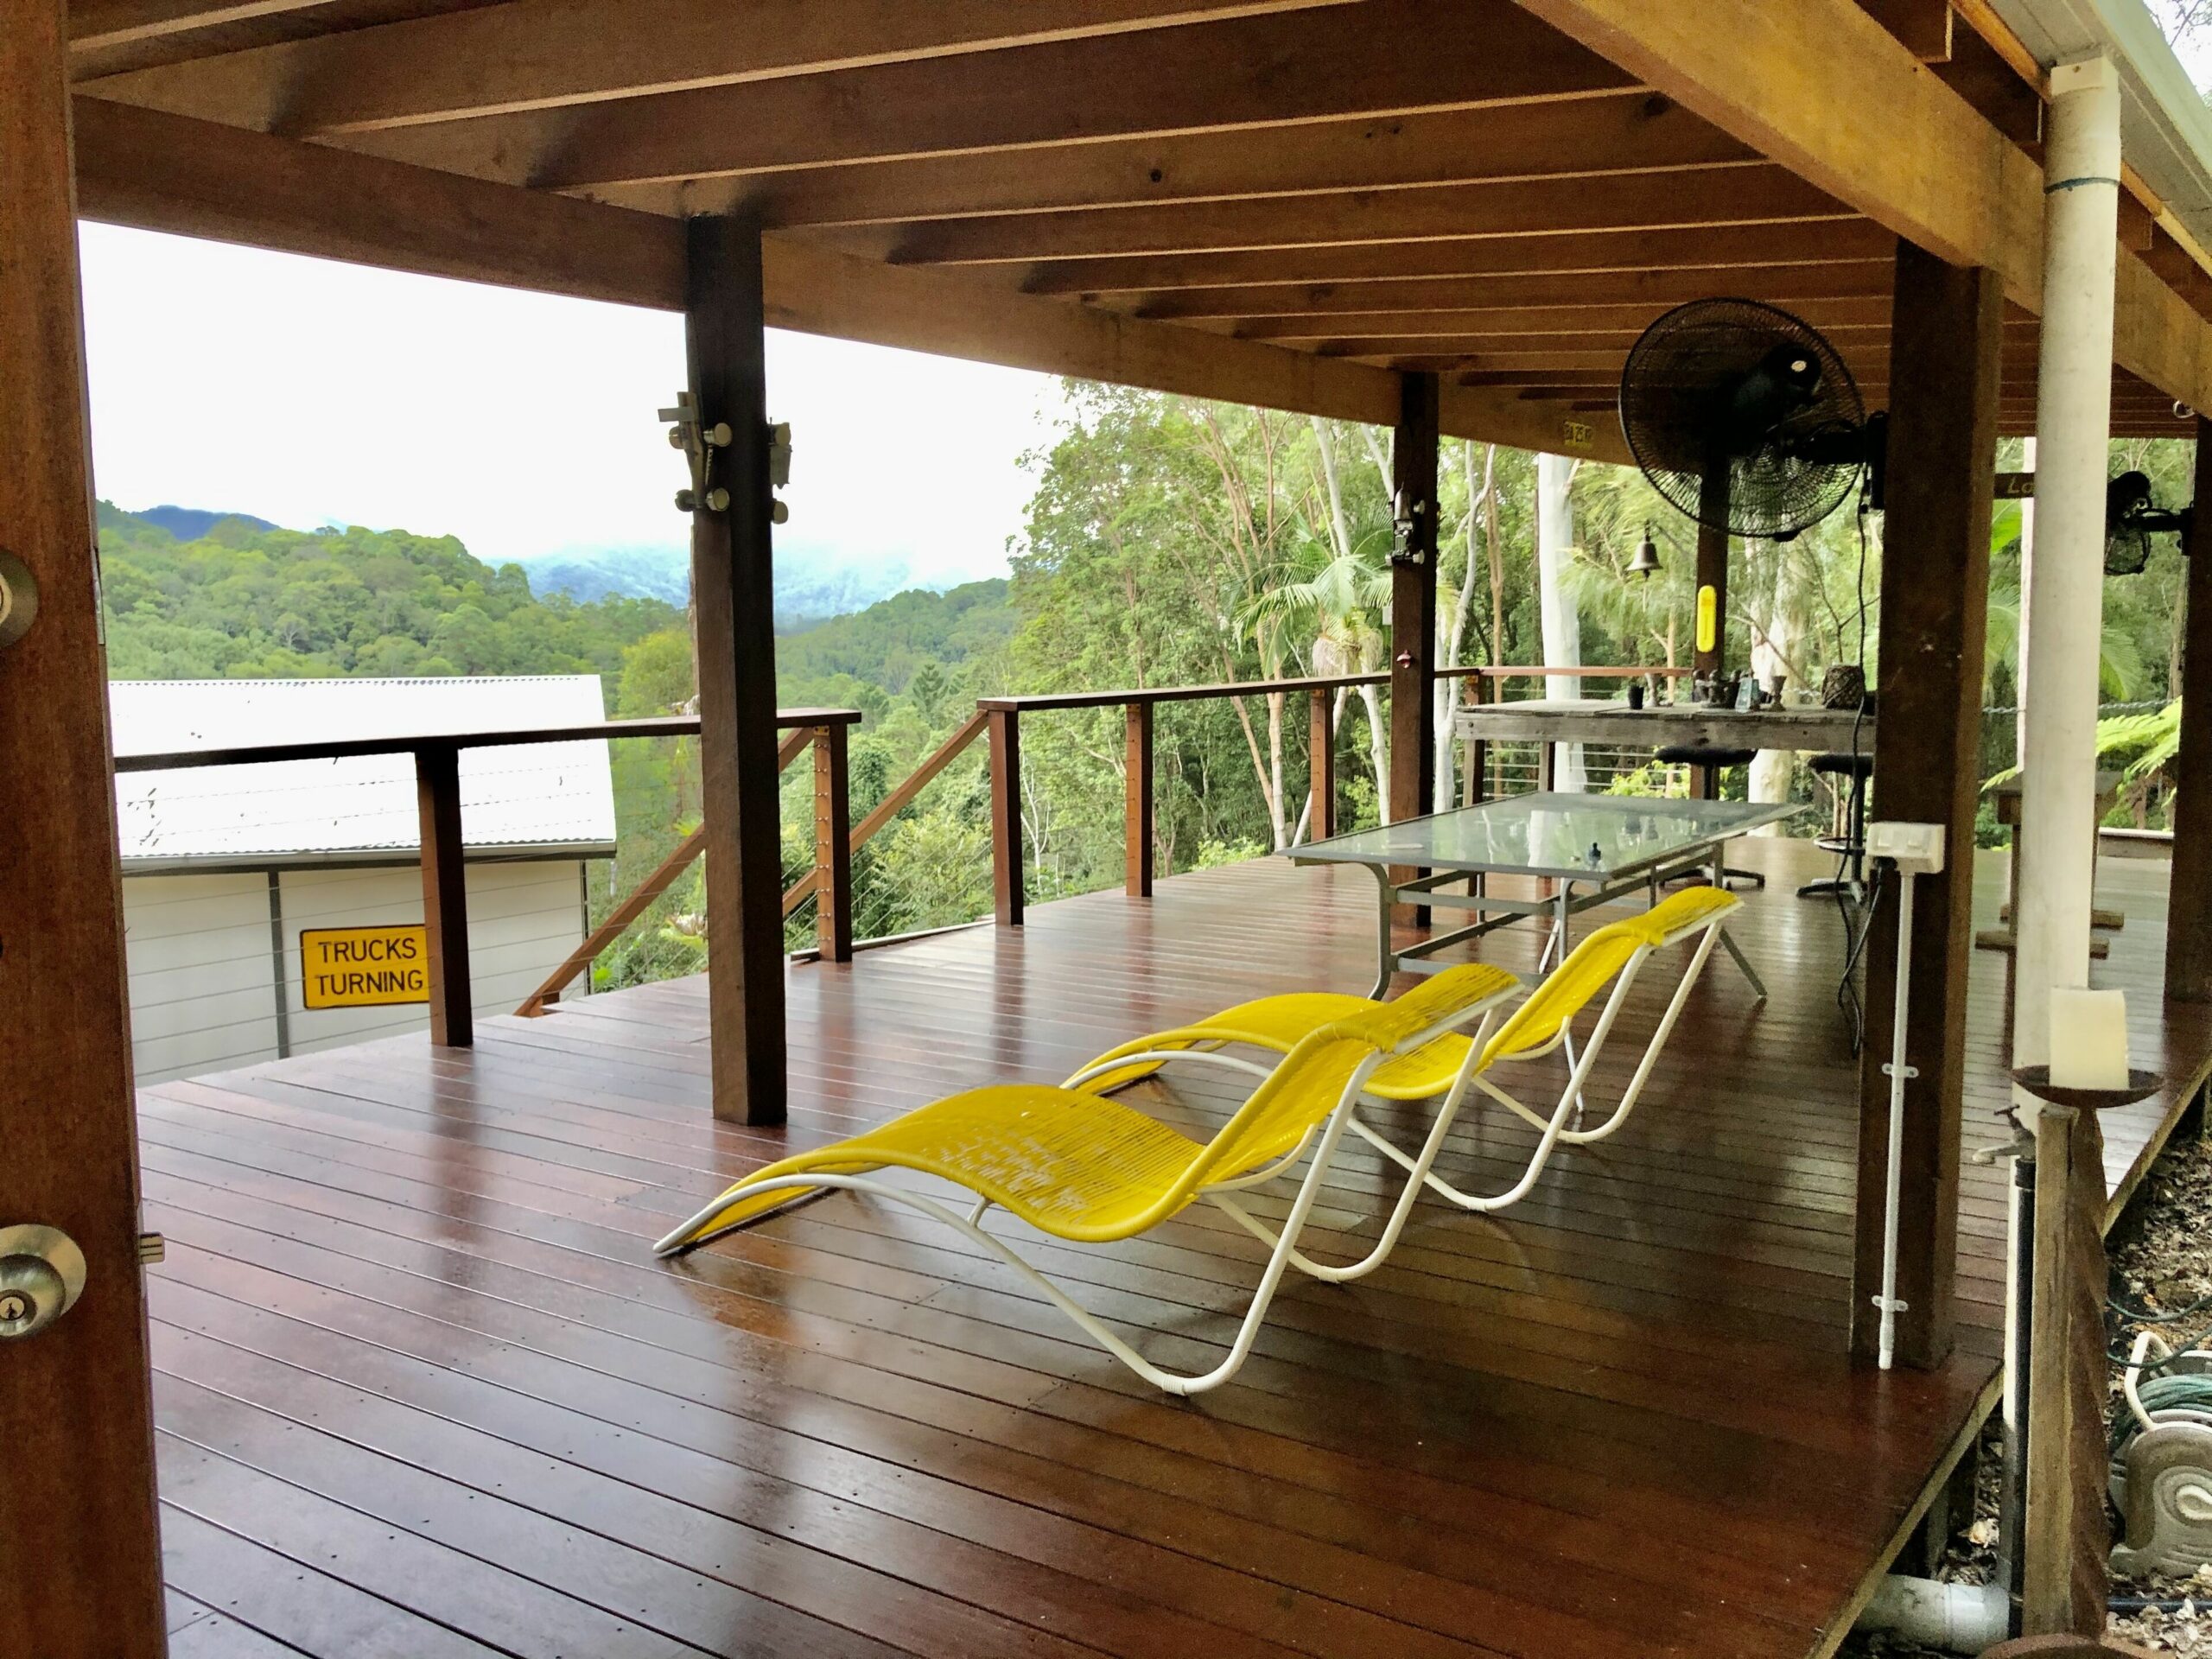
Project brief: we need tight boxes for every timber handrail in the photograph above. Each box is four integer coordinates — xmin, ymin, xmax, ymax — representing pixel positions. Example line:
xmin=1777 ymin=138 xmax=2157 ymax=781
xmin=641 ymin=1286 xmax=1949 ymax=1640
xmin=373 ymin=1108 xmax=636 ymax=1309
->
xmin=977 ymin=670 xmax=1418 ymax=925
xmin=518 ymin=709 xmax=993 ymax=1014
xmin=114 ymin=709 xmax=861 ymax=1047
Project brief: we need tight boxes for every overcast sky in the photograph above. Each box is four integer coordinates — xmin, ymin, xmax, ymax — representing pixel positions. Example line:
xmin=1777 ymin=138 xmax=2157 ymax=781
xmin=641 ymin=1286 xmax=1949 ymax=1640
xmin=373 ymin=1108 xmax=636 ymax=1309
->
xmin=77 ymin=222 xmax=1069 ymax=585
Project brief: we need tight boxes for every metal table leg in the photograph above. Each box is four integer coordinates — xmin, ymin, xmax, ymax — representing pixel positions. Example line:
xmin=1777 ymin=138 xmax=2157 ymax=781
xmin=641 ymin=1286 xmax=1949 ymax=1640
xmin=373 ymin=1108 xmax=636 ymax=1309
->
xmin=1369 ymin=863 xmax=1396 ymax=999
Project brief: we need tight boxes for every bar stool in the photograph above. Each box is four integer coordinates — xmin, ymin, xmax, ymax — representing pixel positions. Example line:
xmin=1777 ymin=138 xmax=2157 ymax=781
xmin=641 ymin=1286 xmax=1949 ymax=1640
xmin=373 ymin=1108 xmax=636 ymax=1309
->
xmin=1798 ymin=751 xmax=1872 ymax=899
xmin=1655 ymin=743 xmax=1765 ymax=889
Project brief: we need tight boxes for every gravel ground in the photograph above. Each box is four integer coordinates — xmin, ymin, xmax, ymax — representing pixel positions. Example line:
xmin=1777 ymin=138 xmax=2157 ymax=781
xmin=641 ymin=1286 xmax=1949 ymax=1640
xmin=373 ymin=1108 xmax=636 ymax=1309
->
xmin=1831 ymin=1116 xmax=2212 ymax=1656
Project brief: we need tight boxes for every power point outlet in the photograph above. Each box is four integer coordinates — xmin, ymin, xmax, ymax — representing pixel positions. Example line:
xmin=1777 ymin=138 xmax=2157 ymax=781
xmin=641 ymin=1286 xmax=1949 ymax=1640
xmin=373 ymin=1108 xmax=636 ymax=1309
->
xmin=1866 ymin=820 xmax=1947 ymax=875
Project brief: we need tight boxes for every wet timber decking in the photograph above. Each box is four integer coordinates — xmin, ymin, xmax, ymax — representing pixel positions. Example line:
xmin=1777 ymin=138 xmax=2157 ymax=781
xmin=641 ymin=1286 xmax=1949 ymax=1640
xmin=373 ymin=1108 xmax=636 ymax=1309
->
xmin=143 ymin=838 xmax=2212 ymax=1659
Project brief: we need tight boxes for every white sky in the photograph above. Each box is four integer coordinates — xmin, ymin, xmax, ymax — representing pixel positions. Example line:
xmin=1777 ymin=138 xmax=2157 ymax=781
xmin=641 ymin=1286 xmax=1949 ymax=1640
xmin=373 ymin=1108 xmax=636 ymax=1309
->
xmin=76 ymin=222 xmax=1068 ymax=584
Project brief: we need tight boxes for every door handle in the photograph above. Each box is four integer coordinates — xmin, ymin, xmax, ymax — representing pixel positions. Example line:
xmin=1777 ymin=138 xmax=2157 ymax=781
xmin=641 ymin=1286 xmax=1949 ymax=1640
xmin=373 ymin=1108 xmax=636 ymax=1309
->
xmin=0 ymin=1224 xmax=87 ymax=1341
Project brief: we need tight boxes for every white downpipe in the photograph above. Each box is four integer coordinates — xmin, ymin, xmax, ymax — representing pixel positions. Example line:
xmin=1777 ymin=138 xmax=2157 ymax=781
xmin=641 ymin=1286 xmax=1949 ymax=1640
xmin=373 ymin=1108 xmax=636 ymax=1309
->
xmin=1876 ymin=870 xmax=1919 ymax=1370
xmin=1536 ymin=452 xmax=1586 ymax=791
xmin=2016 ymin=54 xmax=2121 ymax=1067
xmin=2015 ymin=434 xmax=2037 ymax=772
xmin=1855 ymin=1577 xmax=2011 ymax=1653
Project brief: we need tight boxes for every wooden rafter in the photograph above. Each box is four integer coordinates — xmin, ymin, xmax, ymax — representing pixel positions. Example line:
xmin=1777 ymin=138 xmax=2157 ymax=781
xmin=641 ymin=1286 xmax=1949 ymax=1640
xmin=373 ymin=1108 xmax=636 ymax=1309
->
xmin=82 ymin=1 xmax=1358 ymax=130
xmin=324 ymin=0 xmax=1636 ymax=189
xmin=855 ymin=164 xmax=1851 ymax=267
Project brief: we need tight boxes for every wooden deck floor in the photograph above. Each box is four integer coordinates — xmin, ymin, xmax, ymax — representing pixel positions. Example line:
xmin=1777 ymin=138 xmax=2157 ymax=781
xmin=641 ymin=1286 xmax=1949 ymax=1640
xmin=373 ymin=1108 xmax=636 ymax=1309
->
xmin=143 ymin=838 xmax=2212 ymax=1659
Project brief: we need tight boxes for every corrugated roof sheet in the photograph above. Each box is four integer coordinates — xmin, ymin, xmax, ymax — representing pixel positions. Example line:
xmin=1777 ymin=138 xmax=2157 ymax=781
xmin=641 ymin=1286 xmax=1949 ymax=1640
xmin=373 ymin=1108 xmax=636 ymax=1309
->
xmin=111 ymin=677 xmax=618 ymax=863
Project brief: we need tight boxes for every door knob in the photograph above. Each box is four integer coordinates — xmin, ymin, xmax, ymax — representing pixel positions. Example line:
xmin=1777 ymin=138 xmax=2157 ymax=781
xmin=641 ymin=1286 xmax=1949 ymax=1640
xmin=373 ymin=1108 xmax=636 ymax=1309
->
xmin=0 ymin=1224 xmax=87 ymax=1340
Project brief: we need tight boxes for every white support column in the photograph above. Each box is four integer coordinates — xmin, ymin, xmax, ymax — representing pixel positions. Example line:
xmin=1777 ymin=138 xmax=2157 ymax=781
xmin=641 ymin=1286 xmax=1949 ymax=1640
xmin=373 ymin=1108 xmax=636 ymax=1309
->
xmin=1536 ymin=452 xmax=1586 ymax=790
xmin=2016 ymin=54 xmax=2120 ymax=1066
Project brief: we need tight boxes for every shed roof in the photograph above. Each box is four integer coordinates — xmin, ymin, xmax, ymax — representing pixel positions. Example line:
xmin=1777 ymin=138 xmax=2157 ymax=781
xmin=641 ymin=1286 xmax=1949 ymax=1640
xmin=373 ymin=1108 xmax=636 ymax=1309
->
xmin=109 ymin=675 xmax=619 ymax=868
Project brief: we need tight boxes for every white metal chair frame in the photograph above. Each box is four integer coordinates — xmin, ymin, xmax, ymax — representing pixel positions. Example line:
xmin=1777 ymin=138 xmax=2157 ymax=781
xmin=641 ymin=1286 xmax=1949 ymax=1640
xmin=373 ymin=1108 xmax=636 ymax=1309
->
xmin=1064 ymin=906 xmax=1732 ymax=1222
xmin=668 ymin=987 xmax=1512 ymax=1397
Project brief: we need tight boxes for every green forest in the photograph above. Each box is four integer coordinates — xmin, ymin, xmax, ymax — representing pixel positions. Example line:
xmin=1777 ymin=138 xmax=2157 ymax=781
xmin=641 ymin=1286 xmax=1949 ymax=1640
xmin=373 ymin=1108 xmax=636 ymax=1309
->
xmin=98 ymin=395 xmax=2201 ymax=988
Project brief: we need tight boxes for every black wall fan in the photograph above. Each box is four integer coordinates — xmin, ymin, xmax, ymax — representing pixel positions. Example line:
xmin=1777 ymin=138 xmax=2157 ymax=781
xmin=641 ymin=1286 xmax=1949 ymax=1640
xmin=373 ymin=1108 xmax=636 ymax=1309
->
xmin=1618 ymin=298 xmax=1884 ymax=541
xmin=2105 ymin=470 xmax=2193 ymax=575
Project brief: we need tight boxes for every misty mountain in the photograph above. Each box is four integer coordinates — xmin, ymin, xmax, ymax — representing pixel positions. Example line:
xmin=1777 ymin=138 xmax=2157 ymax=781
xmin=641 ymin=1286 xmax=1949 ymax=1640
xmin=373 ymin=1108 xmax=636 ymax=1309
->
xmin=517 ymin=541 xmax=955 ymax=627
xmin=128 ymin=505 xmax=279 ymax=543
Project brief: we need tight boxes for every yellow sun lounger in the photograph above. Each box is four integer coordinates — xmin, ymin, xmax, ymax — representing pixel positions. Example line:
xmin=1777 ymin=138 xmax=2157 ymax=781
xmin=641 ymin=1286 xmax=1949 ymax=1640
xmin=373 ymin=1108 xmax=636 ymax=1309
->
xmin=1066 ymin=884 xmax=1745 ymax=1220
xmin=652 ymin=962 xmax=1519 ymax=1395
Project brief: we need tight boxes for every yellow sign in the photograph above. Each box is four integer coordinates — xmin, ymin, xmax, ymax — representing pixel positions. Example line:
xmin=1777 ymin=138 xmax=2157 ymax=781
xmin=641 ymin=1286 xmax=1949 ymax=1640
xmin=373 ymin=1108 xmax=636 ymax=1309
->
xmin=1560 ymin=417 xmax=1595 ymax=454
xmin=1695 ymin=584 xmax=1719 ymax=654
xmin=300 ymin=925 xmax=430 ymax=1009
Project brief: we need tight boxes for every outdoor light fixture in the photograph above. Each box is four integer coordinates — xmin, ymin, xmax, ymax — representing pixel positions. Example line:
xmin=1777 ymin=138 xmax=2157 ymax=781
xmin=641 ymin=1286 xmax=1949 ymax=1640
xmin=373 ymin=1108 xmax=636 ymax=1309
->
xmin=1628 ymin=525 xmax=1662 ymax=578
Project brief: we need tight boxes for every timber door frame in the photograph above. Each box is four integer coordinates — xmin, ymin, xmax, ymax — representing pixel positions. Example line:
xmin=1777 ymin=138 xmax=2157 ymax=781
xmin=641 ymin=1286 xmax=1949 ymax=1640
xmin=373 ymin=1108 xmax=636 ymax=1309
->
xmin=0 ymin=5 xmax=168 ymax=1653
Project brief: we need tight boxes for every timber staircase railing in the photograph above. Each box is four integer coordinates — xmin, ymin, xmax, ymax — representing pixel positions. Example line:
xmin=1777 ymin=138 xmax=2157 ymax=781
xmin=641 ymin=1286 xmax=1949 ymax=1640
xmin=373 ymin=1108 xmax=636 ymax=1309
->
xmin=517 ymin=708 xmax=988 ymax=1013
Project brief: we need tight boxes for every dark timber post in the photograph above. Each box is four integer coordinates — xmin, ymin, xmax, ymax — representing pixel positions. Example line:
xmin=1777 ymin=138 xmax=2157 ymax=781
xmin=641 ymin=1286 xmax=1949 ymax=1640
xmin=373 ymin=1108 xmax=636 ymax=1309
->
xmin=812 ymin=721 xmax=853 ymax=962
xmin=687 ymin=211 xmax=786 ymax=1125
xmin=0 ymin=5 xmax=168 ymax=1650
xmin=1125 ymin=700 xmax=1154 ymax=896
xmin=1693 ymin=471 xmax=1731 ymax=793
xmin=989 ymin=706 xmax=1024 ymax=925
xmin=1848 ymin=240 xmax=2002 ymax=1369
xmin=1389 ymin=373 xmax=1440 ymax=927
xmin=414 ymin=742 xmax=472 ymax=1046
xmin=1308 ymin=687 xmax=1337 ymax=840
xmin=2167 ymin=418 xmax=2212 ymax=1001
xmin=1389 ymin=372 xmax=1441 ymax=825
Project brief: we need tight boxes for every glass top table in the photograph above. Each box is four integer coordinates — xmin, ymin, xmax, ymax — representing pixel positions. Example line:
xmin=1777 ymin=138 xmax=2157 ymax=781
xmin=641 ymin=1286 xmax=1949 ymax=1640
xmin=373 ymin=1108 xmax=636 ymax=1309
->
xmin=1287 ymin=792 xmax=1787 ymax=996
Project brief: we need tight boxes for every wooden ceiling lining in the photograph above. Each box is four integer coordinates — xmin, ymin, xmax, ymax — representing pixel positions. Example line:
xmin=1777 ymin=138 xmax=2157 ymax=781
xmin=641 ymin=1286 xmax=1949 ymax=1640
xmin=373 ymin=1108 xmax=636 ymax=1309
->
xmin=54 ymin=0 xmax=2212 ymax=456
xmin=66 ymin=0 xmax=494 ymax=78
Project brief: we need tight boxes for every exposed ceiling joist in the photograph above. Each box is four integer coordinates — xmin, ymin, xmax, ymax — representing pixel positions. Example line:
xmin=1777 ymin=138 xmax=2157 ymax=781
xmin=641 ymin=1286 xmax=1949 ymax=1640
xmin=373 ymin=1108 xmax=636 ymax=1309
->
xmin=325 ymin=0 xmax=1633 ymax=189
xmin=861 ymin=163 xmax=1848 ymax=266
xmin=1513 ymin=0 xmax=2212 ymax=410
xmin=596 ymin=93 xmax=1757 ymax=228
xmin=67 ymin=97 xmax=1627 ymax=459
xmin=1128 ymin=263 xmax=1903 ymax=319
xmin=68 ymin=0 xmax=334 ymax=53
xmin=1019 ymin=219 xmax=1904 ymax=296
xmin=80 ymin=0 xmax=1357 ymax=130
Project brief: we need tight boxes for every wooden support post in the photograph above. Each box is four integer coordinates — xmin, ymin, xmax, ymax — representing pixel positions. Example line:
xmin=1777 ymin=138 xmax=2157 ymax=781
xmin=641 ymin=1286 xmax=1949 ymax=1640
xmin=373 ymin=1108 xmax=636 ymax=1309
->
xmin=2024 ymin=1096 xmax=2116 ymax=1636
xmin=1461 ymin=676 xmax=1488 ymax=807
xmin=1536 ymin=740 xmax=1558 ymax=794
xmin=1390 ymin=372 xmax=1440 ymax=926
xmin=1849 ymin=240 xmax=2002 ymax=1370
xmin=812 ymin=721 xmax=852 ymax=962
xmin=1308 ymin=686 xmax=1337 ymax=840
xmin=0 ymin=8 xmax=168 ymax=1651
xmin=1389 ymin=372 xmax=1441 ymax=826
xmin=414 ymin=743 xmax=472 ymax=1047
xmin=989 ymin=706 xmax=1024 ymax=925
xmin=686 ymin=210 xmax=787 ymax=1124
xmin=2167 ymin=417 xmax=2212 ymax=1001
xmin=1124 ymin=700 xmax=1154 ymax=897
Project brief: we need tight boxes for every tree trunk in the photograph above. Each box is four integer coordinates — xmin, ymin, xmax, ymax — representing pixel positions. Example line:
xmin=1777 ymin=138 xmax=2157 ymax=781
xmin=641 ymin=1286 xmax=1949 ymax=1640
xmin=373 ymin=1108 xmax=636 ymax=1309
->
xmin=1749 ymin=587 xmax=1799 ymax=832
xmin=1536 ymin=453 xmax=1586 ymax=790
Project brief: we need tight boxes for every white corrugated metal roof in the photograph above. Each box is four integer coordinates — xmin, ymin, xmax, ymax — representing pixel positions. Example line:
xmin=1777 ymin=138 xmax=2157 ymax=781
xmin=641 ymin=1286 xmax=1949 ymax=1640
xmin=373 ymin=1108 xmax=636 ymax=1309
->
xmin=111 ymin=677 xmax=618 ymax=866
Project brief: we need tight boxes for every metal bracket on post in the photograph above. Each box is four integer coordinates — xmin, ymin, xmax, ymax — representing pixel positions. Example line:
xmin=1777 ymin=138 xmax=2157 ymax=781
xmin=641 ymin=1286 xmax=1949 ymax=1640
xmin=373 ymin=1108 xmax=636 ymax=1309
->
xmin=661 ymin=394 xmax=793 ymax=523
xmin=1389 ymin=487 xmax=1428 ymax=568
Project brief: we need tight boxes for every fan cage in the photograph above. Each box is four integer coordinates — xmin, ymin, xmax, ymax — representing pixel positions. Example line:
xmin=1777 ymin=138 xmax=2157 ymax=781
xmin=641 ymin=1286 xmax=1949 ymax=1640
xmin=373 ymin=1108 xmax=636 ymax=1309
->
xmin=1618 ymin=298 xmax=1868 ymax=541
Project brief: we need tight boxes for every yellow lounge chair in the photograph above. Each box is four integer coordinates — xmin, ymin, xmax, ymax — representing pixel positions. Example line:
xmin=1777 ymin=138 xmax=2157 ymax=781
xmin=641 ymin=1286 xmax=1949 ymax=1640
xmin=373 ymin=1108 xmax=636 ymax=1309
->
xmin=652 ymin=962 xmax=1519 ymax=1395
xmin=1067 ymin=884 xmax=1745 ymax=1219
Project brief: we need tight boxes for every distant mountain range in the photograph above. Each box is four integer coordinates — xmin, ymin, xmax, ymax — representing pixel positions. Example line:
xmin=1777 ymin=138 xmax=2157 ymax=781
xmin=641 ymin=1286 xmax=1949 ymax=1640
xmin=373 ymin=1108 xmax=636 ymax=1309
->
xmin=514 ymin=539 xmax=956 ymax=628
xmin=111 ymin=505 xmax=947 ymax=627
xmin=130 ymin=505 xmax=279 ymax=542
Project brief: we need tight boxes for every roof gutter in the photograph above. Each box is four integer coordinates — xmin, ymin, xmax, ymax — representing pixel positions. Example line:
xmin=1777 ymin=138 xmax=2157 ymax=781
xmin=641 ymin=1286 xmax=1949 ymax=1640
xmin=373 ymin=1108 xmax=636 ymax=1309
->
xmin=1980 ymin=0 xmax=2212 ymax=268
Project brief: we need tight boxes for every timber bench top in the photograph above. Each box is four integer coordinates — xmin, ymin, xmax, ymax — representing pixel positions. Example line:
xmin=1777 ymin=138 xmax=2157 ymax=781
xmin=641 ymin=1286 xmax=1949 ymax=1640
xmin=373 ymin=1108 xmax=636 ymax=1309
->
xmin=1455 ymin=697 xmax=1877 ymax=753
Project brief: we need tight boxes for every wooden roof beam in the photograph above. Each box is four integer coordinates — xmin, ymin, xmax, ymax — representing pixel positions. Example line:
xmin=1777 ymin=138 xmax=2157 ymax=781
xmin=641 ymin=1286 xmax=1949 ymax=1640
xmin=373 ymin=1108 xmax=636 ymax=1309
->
xmin=860 ymin=163 xmax=1851 ymax=267
xmin=1515 ymin=0 xmax=2212 ymax=410
xmin=68 ymin=0 xmax=333 ymax=54
xmin=1128 ymin=262 xmax=1903 ymax=320
xmin=316 ymin=0 xmax=1634 ymax=189
xmin=596 ymin=93 xmax=1756 ymax=228
xmin=1019 ymin=219 xmax=1904 ymax=296
xmin=80 ymin=0 xmax=1358 ymax=130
